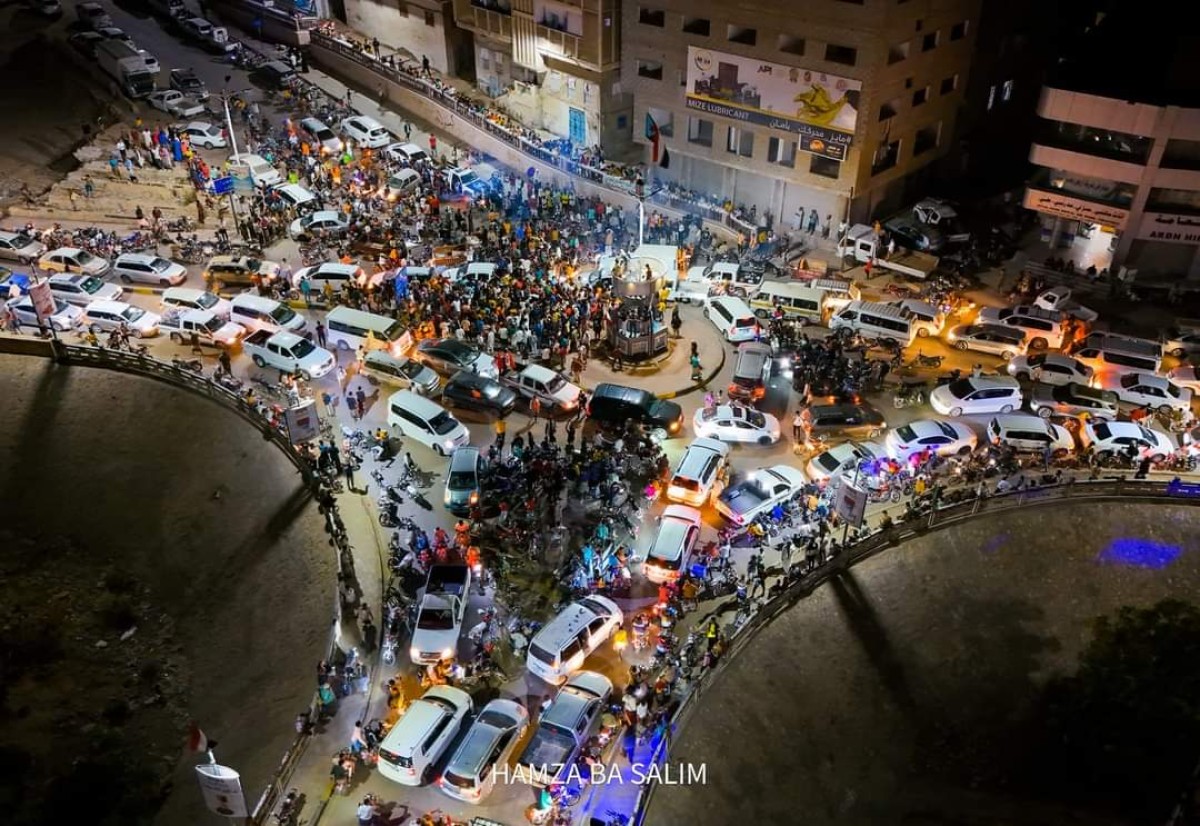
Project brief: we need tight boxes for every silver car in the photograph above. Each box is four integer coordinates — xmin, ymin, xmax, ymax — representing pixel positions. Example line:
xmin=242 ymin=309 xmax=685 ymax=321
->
xmin=112 ymin=253 xmax=188 ymax=286
xmin=946 ymin=323 xmax=1027 ymax=359
xmin=0 ymin=230 xmax=45 ymax=264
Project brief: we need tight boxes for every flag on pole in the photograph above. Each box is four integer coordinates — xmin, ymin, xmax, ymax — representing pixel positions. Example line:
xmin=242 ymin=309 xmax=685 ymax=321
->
xmin=188 ymin=722 xmax=213 ymax=754
xmin=645 ymin=114 xmax=671 ymax=169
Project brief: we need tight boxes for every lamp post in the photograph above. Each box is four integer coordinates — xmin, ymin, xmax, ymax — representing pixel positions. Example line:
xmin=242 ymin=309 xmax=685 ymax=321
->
xmin=219 ymin=76 xmax=248 ymax=241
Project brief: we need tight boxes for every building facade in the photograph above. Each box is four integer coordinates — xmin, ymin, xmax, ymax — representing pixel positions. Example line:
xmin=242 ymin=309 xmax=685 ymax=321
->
xmin=450 ymin=0 xmax=632 ymax=154
xmin=1023 ymin=8 xmax=1200 ymax=278
xmin=342 ymin=0 xmax=473 ymax=77
xmin=622 ymin=0 xmax=980 ymax=230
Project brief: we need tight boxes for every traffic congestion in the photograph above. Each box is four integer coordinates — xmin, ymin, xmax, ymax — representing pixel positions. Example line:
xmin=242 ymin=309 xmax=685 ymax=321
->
xmin=3 ymin=3 xmax=1200 ymax=826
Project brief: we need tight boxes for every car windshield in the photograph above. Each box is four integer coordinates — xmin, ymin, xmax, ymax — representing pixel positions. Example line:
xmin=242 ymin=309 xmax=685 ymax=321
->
xmin=80 ymin=277 xmax=104 ymax=293
xmin=270 ymin=305 xmax=295 ymax=323
xmin=417 ymin=608 xmax=455 ymax=630
xmin=544 ymin=373 xmax=566 ymax=393
xmin=11 ymin=233 xmax=34 ymax=247
xmin=479 ymin=382 xmax=500 ymax=398
xmin=292 ymin=339 xmax=316 ymax=358
xmin=815 ymin=452 xmax=843 ymax=472
xmin=429 ymin=412 xmax=459 ymax=435
xmin=448 ymin=471 xmax=475 ymax=488
xmin=195 ymin=292 xmax=218 ymax=309
xmin=76 ymin=251 xmax=96 ymax=266
xmin=202 ymin=317 xmax=222 ymax=333
xmin=740 ymin=409 xmax=766 ymax=428
xmin=150 ymin=258 xmax=171 ymax=272
xmin=1120 ymin=374 xmax=1140 ymax=389
xmin=1138 ymin=425 xmax=1155 ymax=441
xmin=946 ymin=379 xmax=974 ymax=398
xmin=120 ymin=307 xmax=145 ymax=322
xmin=1027 ymin=354 xmax=1045 ymax=367
xmin=458 ymin=171 xmax=478 ymax=186
xmin=397 ymin=360 xmax=421 ymax=378
xmin=936 ymin=422 xmax=959 ymax=438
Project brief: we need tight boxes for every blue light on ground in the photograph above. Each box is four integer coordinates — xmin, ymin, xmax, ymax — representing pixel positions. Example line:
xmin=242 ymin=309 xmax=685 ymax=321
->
xmin=1097 ymin=538 xmax=1184 ymax=569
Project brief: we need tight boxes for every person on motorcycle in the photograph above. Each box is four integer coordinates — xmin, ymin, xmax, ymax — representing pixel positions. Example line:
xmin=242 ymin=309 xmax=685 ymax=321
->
xmin=453 ymin=519 xmax=470 ymax=550
xmin=433 ymin=526 xmax=449 ymax=549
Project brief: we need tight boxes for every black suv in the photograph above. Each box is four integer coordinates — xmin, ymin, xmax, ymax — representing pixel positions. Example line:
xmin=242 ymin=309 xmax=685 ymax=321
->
xmin=442 ymin=371 xmax=517 ymax=418
xmin=587 ymin=383 xmax=684 ymax=439
xmin=807 ymin=402 xmax=887 ymax=440
xmin=169 ymin=68 xmax=209 ymax=100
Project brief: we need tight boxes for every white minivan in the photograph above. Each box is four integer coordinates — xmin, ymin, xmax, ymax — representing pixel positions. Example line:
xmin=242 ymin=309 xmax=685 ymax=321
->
xmin=325 ymin=306 xmax=412 ymax=356
xmin=526 ymin=595 xmax=623 ymax=684
xmin=929 ymin=375 xmax=1024 ymax=417
xmin=705 ymin=296 xmax=761 ymax=342
xmin=643 ymin=504 xmax=702 ymax=584
xmin=229 ymin=294 xmax=308 ymax=335
xmin=667 ymin=437 xmax=730 ymax=506
xmin=829 ymin=301 xmax=917 ymax=346
xmin=377 ymin=685 xmax=473 ymax=786
xmin=228 ymin=152 xmax=282 ymax=188
xmin=386 ymin=390 xmax=470 ymax=455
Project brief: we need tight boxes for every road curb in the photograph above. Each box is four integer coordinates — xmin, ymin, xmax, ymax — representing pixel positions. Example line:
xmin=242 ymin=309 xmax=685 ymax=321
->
xmin=657 ymin=344 xmax=727 ymax=400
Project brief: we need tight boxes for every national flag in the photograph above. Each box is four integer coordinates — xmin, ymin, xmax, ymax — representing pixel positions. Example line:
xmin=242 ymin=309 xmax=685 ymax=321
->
xmin=645 ymin=114 xmax=671 ymax=169
xmin=188 ymin=722 xmax=213 ymax=754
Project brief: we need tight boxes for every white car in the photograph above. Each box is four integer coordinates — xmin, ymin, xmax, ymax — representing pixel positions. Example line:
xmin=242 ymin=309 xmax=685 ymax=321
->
xmin=340 ymin=115 xmax=391 ymax=149
xmin=1168 ymin=365 xmax=1200 ymax=394
xmin=48 ymin=272 xmax=123 ymax=306
xmin=1162 ymin=331 xmax=1200 ymax=360
xmin=5 ymin=295 xmax=83 ymax=331
xmin=161 ymin=287 xmax=230 ymax=319
xmin=180 ymin=121 xmax=227 ymax=149
xmin=1007 ymin=352 xmax=1093 ymax=386
xmin=1080 ymin=420 xmax=1174 ymax=462
xmin=929 ymin=376 xmax=1023 ymax=417
xmin=147 ymin=89 xmax=206 ymax=119
xmin=884 ymin=419 xmax=977 ymax=462
xmin=692 ymin=405 xmax=781 ymax=445
xmin=384 ymin=141 xmax=429 ymax=165
xmin=439 ymin=698 xmax=529 ymax=804
xmin=805 ymin=441 xmax=886 ymax=486
xmin=715 ymin=464 xmax=805 ymax=524
xmin=39 ymin=247 xmax=110 ymax=276
xmin=1098 ymin=372 xmax=1193 ymax=413
xmin=82 ymin=300 xmax=161 ymax=337
xmin=111 ymin=253 xmax=187 ymax=286
xmin=0 ymin=229 xmax=46 ymax=264
xmin=945 ymin=323 xmax=1027 ymax=359
xmin=643 ymin=504 xmax=702 ymax=584
xmin=288 ymin=210 xmax=350 ymax=241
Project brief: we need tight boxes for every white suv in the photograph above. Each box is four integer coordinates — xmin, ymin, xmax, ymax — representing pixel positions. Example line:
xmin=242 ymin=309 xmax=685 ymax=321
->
xmin=526 ymin=596 xmax=623 ymax=684
xmin=377 ymin=685 xmax=473 ymax=786
xmin=112 ymin=253 xmax=188 ymax=286
xmin=644 ymin=505 xmax=702 ymax=584
xmin=341 ymin=115 xmax=391 ymax=148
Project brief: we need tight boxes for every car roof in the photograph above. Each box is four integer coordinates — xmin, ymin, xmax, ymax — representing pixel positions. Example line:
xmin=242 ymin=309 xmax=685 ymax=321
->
xmin=87 ymin=300 xmax=130 ymax=312
xmin=46 ymin=247 xmax=84 ymax=256
xmin=116 ymin=252 xmax=157 ymax=264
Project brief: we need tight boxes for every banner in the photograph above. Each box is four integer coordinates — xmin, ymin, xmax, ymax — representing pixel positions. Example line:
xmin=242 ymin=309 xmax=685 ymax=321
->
xmin=833 ymin=480 xmax=868 ymax=528
xmin=1022 ymin=187 xmax=1129 ymax=231
xmin=28 ymin=280 xmax=55 ymax=321
xmin=284 ymin=399 xmax=319 ymax=444
xmin=194 ymin=764 xmax=247 ymax=818
xmin=1137 ymin=212 xmax=1200 ymax=244
xmin=685 ymin=47 xmax=860 ymax=161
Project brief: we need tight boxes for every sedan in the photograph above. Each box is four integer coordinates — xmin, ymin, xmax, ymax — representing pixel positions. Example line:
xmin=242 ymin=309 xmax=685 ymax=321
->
xmin=805 ymin=440 xmax=885 ymax=485
xmin=1030 ymin=382 xmax=1120 ymax=423
xmin=714 ymin=464 xmax=805 ymax=525
xmin=288 ymin=210 xmax=350 ymax=241
xmin=693 ymin=405 xmax=781 ymax=445
xmin=1098 ymin=372 xmax=1193 ymax=413
xmin=946 ymin=323 xmax=1028 ymax=359
xmin=341 ymin=115 xmax=391 ymax=149
xmin=415 ymin=338 xmax=498 ymax=378
xmin=1007 ymin=352 xmax=1093 ymax=386
xmin=111 ymin=253 xmax=187 ymax=286
xmin=1080 ymin=421 xmax=1174 ymax=462
xmin=5 ymin=295 xmax=82 ymax=331
xmin=39 ymin=248 xmax=110 ymax=276
xmin=48 ymin=273 xmax=123 ymax=306
xmin=439 ymin=698 xmax=529 ymax=804
xmin=442 ymin=370 xmax=517 ymax=417
xmin=180 ymin=121 xmax=227 ymax=149
xmin=1168 ymin=365 xmax=1200 ymax=394
xmin=884 ymin=419 xmax=977 ymax=463
xmin=0 ymin=230 xmax=45 ymax=264
xmin=807 ymin=401 xmax=887 ymax=441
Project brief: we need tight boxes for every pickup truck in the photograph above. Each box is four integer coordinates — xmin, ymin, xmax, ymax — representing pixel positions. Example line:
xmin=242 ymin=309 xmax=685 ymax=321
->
xmin=409 ymin=565 xmax=472 ymax=664
xmin=500 ymin=363 xmax=581 ymax=414
xmin=838 ymin=224 xmax=939 ymax=280
xmin=147 ymin=89 xmax=206 ymax=119
xmin=1033 ymin=286 xmax=1099 ymax=323
xmin=160 ymin=308 xmax=244 ymax=348
xmin=244 ymin=329 xmax=335 ymax=380
xmin=515 ymin=670 xmax=613 ymax=786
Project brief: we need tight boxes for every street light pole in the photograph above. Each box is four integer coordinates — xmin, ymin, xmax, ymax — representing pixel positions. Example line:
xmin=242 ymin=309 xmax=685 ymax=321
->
xmin=220 ymin=77 xmax=245 ymax=242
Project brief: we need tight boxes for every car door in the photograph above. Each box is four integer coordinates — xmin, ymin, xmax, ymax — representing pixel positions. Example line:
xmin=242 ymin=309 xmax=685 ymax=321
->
xmin=585 ymin=616 xmax=608 ymax=651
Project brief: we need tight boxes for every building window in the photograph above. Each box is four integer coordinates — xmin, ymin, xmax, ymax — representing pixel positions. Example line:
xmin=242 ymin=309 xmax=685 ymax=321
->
xmin=878 ymin=97 xmax=901 ymax=121
xmin=637 ymin=60 xmax=663 ymax=80
xmin=726 ymin=126 xmax=753 ymax=157
xmin=922 ymin=31 xmax=939 ymax=51
xmin=987 ymin=85 xmax=996 ymax=111
xmin=810 ymin=155 xmax=841 ymax=179
xmin=728 ymin=25 xmax=756 ymax=46
xmin=471 ymin=0 xmax=511 ymax=12
xmin=888 ymin=40 xmax=909 ymax=64
xmin=638 ymin=7 xmax=665 ymax=26
xmin=940 ymin=74 xmax=958 ymax=95
xmin=1002 ymin=79 xmax=1014 ymax=102
xmin=778 ymin=34 xmax=805 ymax=56
xmin=397 ymin=0 xmax=408 ymax=17
xmin=767 ymin=137 xmax=796 ymax=167
xmin=950 ymin=21 xmax=968 ymax=40
xmin=914 ymin=122 xmax=941 ymax=155
xmin=682 ymin=16 xmax=710 ymax=36
xmin=912 ymin=86 xmax=929 ymax=106
xmin=825 ymin=43 xmax=857 ymax=66
xmin=872 ymin=138 xmax=900 ymax=174
xmin=425 ymin=10 xmax=435 ymax=25
xmin=688 ymin=117 xmax=713 ymax=147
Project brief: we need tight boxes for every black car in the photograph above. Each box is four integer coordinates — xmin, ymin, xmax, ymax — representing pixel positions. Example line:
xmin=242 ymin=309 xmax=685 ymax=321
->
xmin=442 ymin=371 xmax=517 ymax=417
xmin=169 ymin=68 xmax=209 ymax=100
xmin=588 ymin=382 xmax=684 ymax=439
xmin=250 ymin=60 xmax=297 ymax=91
xmin=807 ymin=401 xmax=887 ymax=440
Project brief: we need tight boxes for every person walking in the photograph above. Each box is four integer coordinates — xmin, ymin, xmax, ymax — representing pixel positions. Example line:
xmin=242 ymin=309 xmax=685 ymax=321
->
xmin=346 ymin=392 xmax=359 ymax=420
xmin=792 ymin=409 xmax=805 ymax=446
xmin=315 ymin=321 xmax=327 ymax=349
xmin=355 ymin=387 xmax=366 ymax=417
xmin=494 ymin=416 xmax=506 ymax=450
xmin=343 ymin=457 xmax=357 ymax=491
xmin=299 ymin=274 xmax=313 ymax=307
xmin=690 ymin=352 xmax=702 ymax=382
xmin=529 ymin=395 xmax=541 ymax=422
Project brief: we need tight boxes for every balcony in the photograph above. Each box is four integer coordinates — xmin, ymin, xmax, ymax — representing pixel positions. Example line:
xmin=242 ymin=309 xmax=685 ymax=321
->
xmin=455 ymin=0 xmax=514 ymax=39
xmin=1033 ymin=119 xmax=1152 ymax=165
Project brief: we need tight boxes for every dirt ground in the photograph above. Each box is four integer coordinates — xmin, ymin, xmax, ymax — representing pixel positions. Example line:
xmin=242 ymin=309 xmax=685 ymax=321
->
xmin=649 ymin=501 xmax=1200 ymax=826
xmin=0 ymin=354 xmax=335 ymax=825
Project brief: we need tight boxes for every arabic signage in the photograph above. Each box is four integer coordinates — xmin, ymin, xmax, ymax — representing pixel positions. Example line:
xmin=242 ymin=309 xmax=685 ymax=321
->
xmin=1137 ymin=212 xmax=1200 ymax=244
xmin=28 ymin=280 xmax=55 ymax=321
xmin=1022 ymin=188 xmax=1130 ymax=230
xmin=685 ymin=47 xmax=860 ymax=161
xmin=833 ymin=480 xmax=868 ymax=528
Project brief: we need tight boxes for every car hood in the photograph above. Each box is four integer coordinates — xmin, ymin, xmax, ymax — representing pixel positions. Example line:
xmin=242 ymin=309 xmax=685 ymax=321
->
xmin=411 ymin=626 xmax=461 ymax=656
xmin=649 ymin=398 xmax=683 ymax=424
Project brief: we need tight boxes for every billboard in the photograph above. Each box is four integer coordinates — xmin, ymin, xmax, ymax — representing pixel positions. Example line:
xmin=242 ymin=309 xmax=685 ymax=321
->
xmin=685 ymin=47 xmax=861 ymax=162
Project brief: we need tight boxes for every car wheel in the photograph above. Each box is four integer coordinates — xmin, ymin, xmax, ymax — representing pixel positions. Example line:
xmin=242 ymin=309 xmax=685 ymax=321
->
xmin=120 ymin=274 xmax=132 ymax=283
xmin=336 ymin=339 xmax=350 ymax=350
xmin=1030 ymin=337 xmax=1048 ymax=350
xmin=1000 ymin=404 xmax=1014 ymax=413
xmin=1017 ymin=370 xmax=1031 ymax=381
xmin=1001 ymin=351 xmax=1015 ymax=361
xmin=160 ymin=279 xmax=172 ymax=287
xmin=298 ymin=370 xmax=311 ymax=381
xmin=433 ymin=444 xmax=446 ymax=457
xmin=1036 ymin=406 xmax=1052 ymax=419
xmin=754 ymin=309 xmax=769 ymax=319
xmin=757 ymin=435 xmax=772 ymax=446
xmin=252 ymin=354 xmax=266 ymax=367
xmin=170 ymin=333 xmax=182 ymax=343
xmin=955 ymin=340 xmax=968 ymax=351
xmin=957 ymin=445 xmax=972 ymax=455
xmin=950 ymin=406 xmax=963 ymax=417
xmin=917 ymin=328 xmax=930 ymax=338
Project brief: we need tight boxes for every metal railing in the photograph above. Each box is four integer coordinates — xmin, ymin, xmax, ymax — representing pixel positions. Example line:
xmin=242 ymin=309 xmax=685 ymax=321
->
xmin=631 ymin=476 xmax=1200 ymax=824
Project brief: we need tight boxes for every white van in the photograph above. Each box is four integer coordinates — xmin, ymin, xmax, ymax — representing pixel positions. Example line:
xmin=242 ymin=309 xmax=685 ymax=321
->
xmin=929 ymin=375 xmax=1024 ymax=417
xmin=294 ymin=262 xmax=365 ymax=295
xmin=987 ymin=414 xmax=1075 ymax=455
xmin=644 ymin=504 xmax=702 ymax=584
xmin=326 ymin=306 xmax=412 ymax=356
xmin=161 ymin=287 xmax=231 ymax=320
xmin=377 ymin=685 xmax=473 ymax=786
xmin=749 ymin=282 xmax=829 ymax=322
xmin=667 ymin=437 xmax=730 ymax=506
xmin=385 ymin=168 xmax=421 ymax=199
xmin=228 ymin=153 xmax=282 ymax=188
xmin=272 ymin=183 xmax=318 ymax=214
xmin=299 ymin=117 xmax=343 ymax=154
xmin=386 ymin=389 xmax=470 ymax=456
xmin=705 ymin=296 xmax=761 ymax=342
xmin=229 ymin=293 xmax=307 ymax=335
xmin=891 ymin=298 xmax=945 ymax=338
xmin=1073 ymin=332 xmax=1162 ymax=376
xmin=526 ymin=595 xmax=623 ymax=684
xmin=829 ymin=301 xmax=917 ymax=346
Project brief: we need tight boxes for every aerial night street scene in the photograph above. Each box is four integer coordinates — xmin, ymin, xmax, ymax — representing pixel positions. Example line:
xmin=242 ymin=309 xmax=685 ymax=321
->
xmin=7 ymin=1 xmax=1200 ymax=825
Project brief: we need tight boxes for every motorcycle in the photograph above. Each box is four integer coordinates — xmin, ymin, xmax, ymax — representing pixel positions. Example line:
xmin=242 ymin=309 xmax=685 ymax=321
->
xmin=892 ymin=380 xmax=928 ymax=408
xmin=172 ymin=357 xmax=203 ymax=373
xmin=907 ymin=351 xmax=944 ymax=369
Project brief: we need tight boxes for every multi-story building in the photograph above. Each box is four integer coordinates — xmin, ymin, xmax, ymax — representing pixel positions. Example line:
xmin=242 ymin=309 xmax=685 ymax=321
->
xmin=342 ymin=0 xmax=473 ymax=77
xmin=622 ymin=0 xmax=980 ymax=230
xmin=450 ymin=0 xmax=632 ymax=155
xmin=1024 ymin=6 xmax=1200 ymax=277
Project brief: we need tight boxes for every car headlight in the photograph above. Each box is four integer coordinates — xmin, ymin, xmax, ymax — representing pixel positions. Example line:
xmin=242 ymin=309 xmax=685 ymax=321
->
xmin=441 ymin=647 xmax=454 ymax=660
xmin=444 ymin=490 xmax=453 ymax=505
xmin=410 ymin=646 xmax=420 ymax=660
xmin=444 ymin=439 xmax=455 ymax=448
